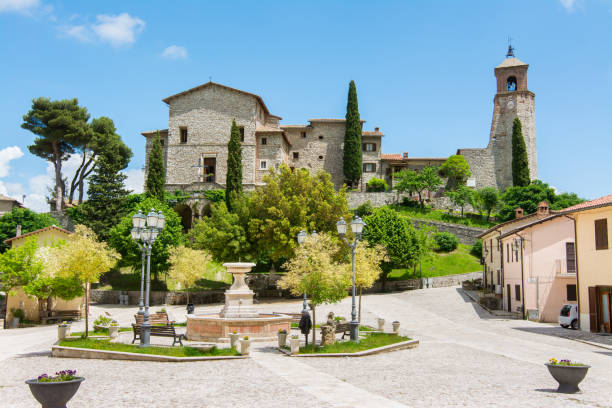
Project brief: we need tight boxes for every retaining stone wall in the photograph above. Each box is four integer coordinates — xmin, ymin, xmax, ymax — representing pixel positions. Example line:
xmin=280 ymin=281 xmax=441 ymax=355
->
xmin=409 ymin=219 xmax=484 ymax=246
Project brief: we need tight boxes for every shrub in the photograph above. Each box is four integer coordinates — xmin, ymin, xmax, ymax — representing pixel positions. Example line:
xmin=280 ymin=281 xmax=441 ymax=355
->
xmin=367 ymin=178 xmax=388 ymax=192
xmin=434 ymin=232 xmax=459 ymax=252
xmin=94 ymin=315 xmax=112 ymax=326
xmin=471 ymin=239 xmax=482 ymax=258
xmin=10 ymin=308 xmax=24 ymax=320
xmin=354 ymin=201 xmax=374 ymax=217
xmin=204 ymin=189 xmax=225 ymax=203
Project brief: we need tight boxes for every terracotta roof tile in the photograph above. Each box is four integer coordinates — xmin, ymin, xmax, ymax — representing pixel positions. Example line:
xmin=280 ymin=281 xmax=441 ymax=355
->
xmin=562 ymin=194 xmax=612 ymax=212
xmin=4 ymin=225 xmax=72 ymax=244
xmin=382 ymin=154 xmax=403 ymax=160
xmin=363 ymin=131 xmax=384 ymax=136
xmin=255 ymin=124 xmax=283 ymax=133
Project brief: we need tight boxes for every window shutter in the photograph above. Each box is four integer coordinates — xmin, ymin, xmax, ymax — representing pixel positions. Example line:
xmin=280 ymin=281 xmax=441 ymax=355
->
xmin=490 ymin=239 xmax=493 ymax=262
xmin=588 ymin=286 xmax=598 ymax=332
xmin=372 ymin=163 xmax=377 ymax=172
xmin=363 ymin=163 xmax=367 ymax=172
xmin=566 ymin=242 xmax=576 ymax=273
xmin=595 ymin=219 xmax=609 ymax=250
xmin=362 ymin=143 xmax=366 ymax=152
xmin=372 ymin=144 xmax=377 ymax=151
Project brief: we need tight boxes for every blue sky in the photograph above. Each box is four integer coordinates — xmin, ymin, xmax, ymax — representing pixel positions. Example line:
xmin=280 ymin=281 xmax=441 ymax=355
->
xmin=0 ymin=0 xmax=610 ymax=212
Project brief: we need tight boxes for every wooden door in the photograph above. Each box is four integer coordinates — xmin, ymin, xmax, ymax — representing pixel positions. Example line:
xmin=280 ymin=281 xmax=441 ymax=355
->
xmin=507 ymin=284 xmax=511 ymax=312
xmin=600 ymin=289 xmax=611 ymax=333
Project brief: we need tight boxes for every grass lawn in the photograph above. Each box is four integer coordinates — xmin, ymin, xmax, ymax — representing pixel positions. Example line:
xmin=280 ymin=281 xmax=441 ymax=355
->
xmin=388 ymin=244 xmax=481 ymax=280
xmin=58 ymin=338 xmax=240 ymax=357
xmin=290 ymin=322 xmax=373 ymax=331
xmin=70 ymin=327 xmax=132 ymax=337
xmin=297 ymin=332 xmax=410 ymax=354
xmin=391 ymin=204 xmax=496 ymax=229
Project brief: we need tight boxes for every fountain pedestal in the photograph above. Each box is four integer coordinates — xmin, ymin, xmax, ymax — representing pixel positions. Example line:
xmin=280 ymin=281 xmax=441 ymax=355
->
xmin=219 ymin=263 xmax=258 ymax=318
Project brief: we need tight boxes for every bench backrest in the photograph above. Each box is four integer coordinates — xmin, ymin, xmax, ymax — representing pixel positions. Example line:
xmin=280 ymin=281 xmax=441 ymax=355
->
xmin=134 ymin=312 xmax=169 ymax=325
xmin=132 ymin=323 xmax=176 ymax=335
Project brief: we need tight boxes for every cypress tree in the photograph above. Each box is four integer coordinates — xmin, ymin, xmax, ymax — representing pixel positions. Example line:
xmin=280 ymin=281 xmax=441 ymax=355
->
xmin=343 ymin=80 xmax=363 ymax=188
xmin=511 ymin=117 xmax=530 ymax=187
xmin=80 ymin=154 xmax=130 ymax=242
xmin=225 ymin=119 xmax=243 ymax=211
xmin=146 ymin=131 xmax=166 ymax=202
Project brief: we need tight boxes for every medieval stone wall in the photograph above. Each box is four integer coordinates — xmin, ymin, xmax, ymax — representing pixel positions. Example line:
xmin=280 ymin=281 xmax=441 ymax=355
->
xmin=255 ymin=133 xmax=285 ymax=184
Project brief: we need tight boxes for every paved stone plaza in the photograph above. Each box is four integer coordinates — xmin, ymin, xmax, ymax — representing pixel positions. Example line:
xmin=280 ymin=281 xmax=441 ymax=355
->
xmin=1 ymin=286 xmax=611 ymax=407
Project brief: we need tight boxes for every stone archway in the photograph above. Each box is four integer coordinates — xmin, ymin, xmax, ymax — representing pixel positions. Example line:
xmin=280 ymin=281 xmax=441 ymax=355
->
xmin=174 ymin=203 xmax=193 ymax=232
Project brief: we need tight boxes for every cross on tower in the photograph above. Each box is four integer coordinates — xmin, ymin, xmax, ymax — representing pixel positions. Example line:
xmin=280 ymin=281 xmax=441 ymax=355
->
xmin=506 ymin=36 xmax=515 ymax=57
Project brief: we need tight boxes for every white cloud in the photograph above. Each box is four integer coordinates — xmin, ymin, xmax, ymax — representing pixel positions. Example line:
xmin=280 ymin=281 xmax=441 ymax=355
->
xmin=161 ymin=45 xmax=188 ymax=60
xmin=91 ymin=13 xmax=145 ymax=46
xmin=0 ymin=0 xmax=39 ymax=13
xmin=0 ymin=146 xmax=24 ymax=177
xmin=560 ymin=0 xmax=577 ymax=11
xmin=123 ymin=168 xmax=144 ymax=193
xmin=63 ymin=24 xmax=92 ymax=42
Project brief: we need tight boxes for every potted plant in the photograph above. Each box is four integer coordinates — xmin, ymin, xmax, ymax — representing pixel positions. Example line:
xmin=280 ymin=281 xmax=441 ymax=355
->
xmin=392 ymin=320 xmax=400 ymax=333
xmin=108 ymin=322 xmax=119 ymax=339
xmin=93 ymin=315 xmax=112 ymax=331
xmin=229 ymin=331 xmax=240 ymax=348
xmin=277 ymin=329 xmax=288 ymax=348
xmin=26 ymin=369 xmax=84 ymax=408
xmin=545 ymin=358 xmax=591 ymax=393
xmin=57 ymin=321 xmax=71 ymax=340
xmin=10 ymin=308 xmax=24 ymax=328
xmin=377 ymin=318 xmax=385 ymax=332
xmin=289 ymin=335 xmax=300 ymax=355
xmin=240 ymin=336 xmax=251 ymax=356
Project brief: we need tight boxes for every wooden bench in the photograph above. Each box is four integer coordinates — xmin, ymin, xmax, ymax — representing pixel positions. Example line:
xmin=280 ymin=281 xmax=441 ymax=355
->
xmin=41 ymin=310 xmax=82 ymax=325
xmin=134 ymin=312 xmax=173 ymax=326
xmin=131 ymin=323 xmax=184 ymax=346
xmin=335 ymin=322 xmax=351 ymax=339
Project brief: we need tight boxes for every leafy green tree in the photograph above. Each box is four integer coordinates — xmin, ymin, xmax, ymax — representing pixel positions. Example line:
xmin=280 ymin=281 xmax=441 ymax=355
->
xmin=0 ymin=209 xmax=58 ymax=253
xmin=248 ymin=165 xmax=350 ymax=263
xmin=343 ymin=80 xmax=362 ymax=188
xmin=394 ymin=166 xmax=443 ymax=208
xmin=439 ymin=155 xmax=471 ymax=188
xmin=278 ymin=233 xmax=350 ymax=346
xmin=226 ymin=120 xmax=243 ymax=211
xmin=22 ymin=97 xmax=91 ymax=211
xmin=366 ymin=177 xmax=388 ymax=192
xmin=446 ymin=185 xmax=473 ymax=217
xmin=168 ymin=246 xmax=212 ymax=304
xmin=78 ymin=153 xmax=131 ymax=242
xmin=473 ymin=187 xmax=501 ymax=221
xmin=511 ymin=117 xmax=530 ymax=187
xmin=108 ymin=197 xmax=182 ymax=280
xmin=553 ymin=192 xmax=584 ymax=210
xmin=189 ymin=201 xmax=250 ymax=262
xmin=498 ymin=180 xmax=556 ymax=221
xmin=145 ymin=131 xmax=166 ymax=202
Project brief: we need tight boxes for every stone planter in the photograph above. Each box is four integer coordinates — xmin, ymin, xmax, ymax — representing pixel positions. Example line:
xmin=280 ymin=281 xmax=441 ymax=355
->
xmin=290 ymin=338 xmax=300 ymax=355
xmin=277 ymin=332 xmax=287 ymax=348
xmin=108 ymin=325 xmax=119 ymax=339
xmin=377 ymin=318 xmax=385 ymax=331
xmin=229 ymin=333 xmax=240 ymax=349
xmin=240 ymin=339 xmax=251 ymax=356
xmin=545 ymin=363 xmax=590 ymax=393
xmin=392 ymin=321 xmax=400 ymax=333
xmin=10 ymin=317 xmax=20 ymax=329
xmin=93 ymin=324 xmax=109 ymax=332
xmin=25 ymin=377 xmax=85 ymax=408
xmin=57 ymin=324 xmax=70 ymax=340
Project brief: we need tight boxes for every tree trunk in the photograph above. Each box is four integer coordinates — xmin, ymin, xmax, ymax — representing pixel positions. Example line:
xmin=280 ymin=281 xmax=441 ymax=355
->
xmin=46 ymin=296 xmax=53 ymax=319
xmin=311 ymin=306 xmax=316 ymax=349
xmin=358 ymin=286 xmax=362 ymax=323
xmin=186 ymin=287 xmax=190 ymax=304
xmin=37 ymin=298 xmax=45 ymax=322
xmin=53 ymin=142 xmax=63 ymax=212
xmin=85 ymin=283 xmax=89 ymax=338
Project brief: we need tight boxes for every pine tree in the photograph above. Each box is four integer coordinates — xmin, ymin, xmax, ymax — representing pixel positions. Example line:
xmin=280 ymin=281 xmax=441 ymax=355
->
xmin=146 ymin=131 xmax=166 ymax=202
xmin=343 ymin=80 xmax=362 ymax=188
xmin=80 ymin=154 xmax=130 ymax=242
xmin=511 ymin=117 xmax=530 ymax=187
xmin=225 ymin=119 xmax=243 ymax=211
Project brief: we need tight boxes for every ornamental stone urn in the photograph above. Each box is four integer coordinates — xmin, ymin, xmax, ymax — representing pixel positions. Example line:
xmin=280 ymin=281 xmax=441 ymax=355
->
xmin=545 ymin=363 xmax=591 ymax=393
xmin=26 ymin=377 xmax=85 ymax=408
xmin=240 ymin=338 xmax=251 ymax=356
xmin=108 ymin=325 xmax=119 ymax=339
xmin=277 ymin=330 xmax=288 ymax=348
xmin=57 ymin=323 xmax=70 ymax=340
xmin=290 ymin=337 xmax=300 ymax=355
xmin=229 ymin=332 xmax=240 ymax=349
xmin=377 ymin=318 xmax=385 ymax=332
xmin=392 ymin=321 xmax=400 ymax=333
xmin=320 ymin=325 xmax=336 ymax=346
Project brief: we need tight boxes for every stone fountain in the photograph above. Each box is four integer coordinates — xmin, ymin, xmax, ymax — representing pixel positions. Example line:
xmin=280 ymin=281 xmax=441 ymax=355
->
xmin=186 ymin=262 xmax=291 ymax=342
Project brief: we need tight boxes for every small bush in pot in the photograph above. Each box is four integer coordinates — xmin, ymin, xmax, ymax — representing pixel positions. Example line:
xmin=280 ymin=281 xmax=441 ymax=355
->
xmin=546 ymin=358 xmax=590 ymax=393
xmin=26 ymin=369 xmax=84 ymax=408
xmin=277 ymin=329 xmax=288 ymax=348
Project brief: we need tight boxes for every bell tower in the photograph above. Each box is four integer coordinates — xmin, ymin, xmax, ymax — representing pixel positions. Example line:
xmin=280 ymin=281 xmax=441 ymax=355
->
xmin=488 ymin=45 xmax=537 ymax=190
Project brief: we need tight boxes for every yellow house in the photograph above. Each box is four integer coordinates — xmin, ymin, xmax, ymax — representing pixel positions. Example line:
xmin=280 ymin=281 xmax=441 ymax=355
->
xmin=4 ymin=225 xmax=84 ymax=323
xmin=563 ymin=195 xmax=612 ymax=333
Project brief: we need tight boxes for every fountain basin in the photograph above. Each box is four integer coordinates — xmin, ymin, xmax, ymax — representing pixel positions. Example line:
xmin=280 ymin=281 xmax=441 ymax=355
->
xmin=186 ymin=313 xmax=291 ymax=342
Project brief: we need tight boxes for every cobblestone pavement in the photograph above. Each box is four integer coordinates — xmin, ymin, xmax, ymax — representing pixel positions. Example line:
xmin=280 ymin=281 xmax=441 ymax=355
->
xmin=1 ymin=287 xmax=611 ymax=407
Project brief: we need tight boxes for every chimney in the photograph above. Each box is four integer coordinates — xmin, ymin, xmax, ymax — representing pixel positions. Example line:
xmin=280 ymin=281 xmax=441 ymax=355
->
xmin=375 ymin=127 xmax=380 ymax=132
xmin=16 ymin=224 xmax=21 ymax=237
xmin=514 ymin=208 xmax=524 ymax=219
xmin=402 ymin=152 xmax=408 ymax=160
xmin=537 ymin=201 xmax=550 ymax=217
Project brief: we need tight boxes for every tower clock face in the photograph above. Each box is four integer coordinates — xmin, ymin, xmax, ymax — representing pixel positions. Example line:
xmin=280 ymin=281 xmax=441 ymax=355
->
xmin=506 ymin=100 xmax=515 ymax=109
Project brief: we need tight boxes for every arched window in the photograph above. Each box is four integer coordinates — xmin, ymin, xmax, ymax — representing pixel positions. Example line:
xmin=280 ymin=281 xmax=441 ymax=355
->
xmin=507 ymin=76 xmax=517 ymax=91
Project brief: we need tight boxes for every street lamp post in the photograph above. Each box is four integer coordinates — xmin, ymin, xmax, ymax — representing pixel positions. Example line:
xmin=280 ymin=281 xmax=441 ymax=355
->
xmin=296 ymin=230 xmax=317 ymax=314
xmin=131 ymin=208 xmax=166 ymax=347
xmin=336 ymin=216 xmax=366 ymax=343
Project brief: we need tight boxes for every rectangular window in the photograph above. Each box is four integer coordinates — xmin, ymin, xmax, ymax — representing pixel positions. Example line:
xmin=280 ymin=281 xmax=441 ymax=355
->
xmin=293 ymin=152 xmax=299 ymax=159
xmin=180 ymin=128 xmax=188 ymax=143
xmin=506 ymin=244 xmax=509 ymax=263
xmin=239 ymin=127 xmax=245 ymax=142
xmin=300 ymin=132 xmax=306 ymax=138
xmin=566 ymin=242 xmax=576 ymax=273
xmin=497 ymin=270 xmax=501 ymax=284
xmin=515 ymin=284 xmax=521 ymax=301
xmin=160 ymin=138 xmax=164 ymax=146
xmin=260 ymin=160 xmax=267 ymax=170
xmin=203 ymin=158 xmax=215 ymax=182
xmin=595 ymin=219 xmax=609 ymax=250
xmin=363 ymin=143 xmax=376 ymax=152
xmin=363 ymin=163 xmax=376 ymax=172
xmin=490 ymin=239 xmax=493 ymax=262
xmin=510 ymin=243 xmax=514 ymax=262
xmin=261 ymin=138 xmax=267 ymax=145
xmin=567 ymin=284 xmax=577 ymax=301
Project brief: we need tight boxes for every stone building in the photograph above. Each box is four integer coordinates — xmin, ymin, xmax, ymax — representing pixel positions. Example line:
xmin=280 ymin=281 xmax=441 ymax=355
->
xmin=457 ymin=46 xmax=538 ymax=190
xmin=0 ymin=194 xmax=23 ymax=216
